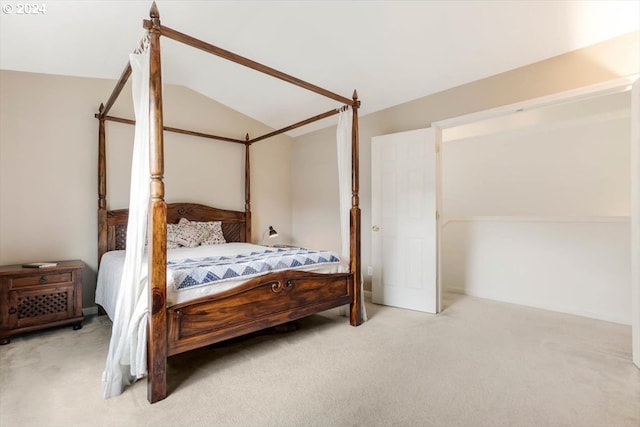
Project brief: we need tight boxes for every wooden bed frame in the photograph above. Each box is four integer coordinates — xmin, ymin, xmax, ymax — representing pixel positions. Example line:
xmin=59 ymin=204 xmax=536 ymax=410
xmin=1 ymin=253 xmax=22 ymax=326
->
xmin=96 ymin=3 xmax=362 ymax=403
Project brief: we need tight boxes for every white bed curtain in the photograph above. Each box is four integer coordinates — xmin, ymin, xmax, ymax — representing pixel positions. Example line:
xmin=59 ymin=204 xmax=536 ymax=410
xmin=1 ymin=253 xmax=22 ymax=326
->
xmin=337 ymin=109 xmax=367 ymax=322
xmin=102 ymin=40 xmax=151 ymax=399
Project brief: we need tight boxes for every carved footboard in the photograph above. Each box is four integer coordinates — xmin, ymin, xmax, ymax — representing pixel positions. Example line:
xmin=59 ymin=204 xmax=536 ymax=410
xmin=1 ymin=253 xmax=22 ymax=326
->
xmin=167 ymin=270 xmax=353 ymax=356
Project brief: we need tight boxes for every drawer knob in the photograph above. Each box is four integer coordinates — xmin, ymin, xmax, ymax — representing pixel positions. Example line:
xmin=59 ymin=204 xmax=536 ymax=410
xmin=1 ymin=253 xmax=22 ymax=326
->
xmin=39 ymin=276 xmax=47 ymax=284
xmin=8 ymin=307 xmax=16 ymax=315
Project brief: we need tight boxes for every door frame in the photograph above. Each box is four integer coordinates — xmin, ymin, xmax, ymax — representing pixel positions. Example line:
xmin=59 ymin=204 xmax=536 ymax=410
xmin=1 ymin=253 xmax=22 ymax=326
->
xmin=432 ymin=75 xmax=640 ymax=367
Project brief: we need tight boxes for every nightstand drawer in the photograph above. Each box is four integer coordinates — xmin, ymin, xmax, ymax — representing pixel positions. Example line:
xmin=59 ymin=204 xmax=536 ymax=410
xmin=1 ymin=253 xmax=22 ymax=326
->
xmin=11 ymin=272 xmax=72 ymax=288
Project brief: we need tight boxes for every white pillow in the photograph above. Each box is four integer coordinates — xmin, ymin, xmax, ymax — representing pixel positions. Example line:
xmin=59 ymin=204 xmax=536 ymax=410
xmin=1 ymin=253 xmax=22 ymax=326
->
xmin=199 ymin=221 xmax=226 ymax=245
xmin=173 ymin=218 xmax=208 ymax=248
xmin=166 ymin=223 xmax=181 ymax=249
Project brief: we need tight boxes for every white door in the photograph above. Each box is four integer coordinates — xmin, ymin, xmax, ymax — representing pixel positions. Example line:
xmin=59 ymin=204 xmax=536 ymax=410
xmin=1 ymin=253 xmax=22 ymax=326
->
xmin=632 ymin=78 xmax=640 ymax=368
xmin=371 ymin=128 xmax=440 ymax=313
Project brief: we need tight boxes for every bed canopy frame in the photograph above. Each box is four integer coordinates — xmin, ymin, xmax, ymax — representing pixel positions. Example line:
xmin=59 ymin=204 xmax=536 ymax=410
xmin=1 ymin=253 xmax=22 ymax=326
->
xmin=95 ymin=3 xmax=362 ymax=403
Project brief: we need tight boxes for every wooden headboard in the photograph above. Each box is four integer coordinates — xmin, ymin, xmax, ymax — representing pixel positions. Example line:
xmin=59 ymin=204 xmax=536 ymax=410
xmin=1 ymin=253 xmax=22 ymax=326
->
xmin=98 ymin=202 xmax=249 ymax=264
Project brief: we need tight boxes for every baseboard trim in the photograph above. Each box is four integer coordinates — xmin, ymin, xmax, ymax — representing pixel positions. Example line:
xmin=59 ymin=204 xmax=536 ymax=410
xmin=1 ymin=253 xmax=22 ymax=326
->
xmin=83 ymin=306 xmax=98 ymax=316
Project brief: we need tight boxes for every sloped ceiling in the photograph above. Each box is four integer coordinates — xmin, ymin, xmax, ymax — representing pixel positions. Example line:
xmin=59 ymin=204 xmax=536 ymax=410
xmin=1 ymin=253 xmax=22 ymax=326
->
xmin=1 ymin=0 xmax=638 ymax=136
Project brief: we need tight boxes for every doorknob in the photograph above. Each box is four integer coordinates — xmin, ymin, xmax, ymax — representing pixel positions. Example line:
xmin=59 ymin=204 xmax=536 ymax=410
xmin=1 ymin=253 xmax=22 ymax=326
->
xmin=372 ymin=225 xmax=380 ymax=232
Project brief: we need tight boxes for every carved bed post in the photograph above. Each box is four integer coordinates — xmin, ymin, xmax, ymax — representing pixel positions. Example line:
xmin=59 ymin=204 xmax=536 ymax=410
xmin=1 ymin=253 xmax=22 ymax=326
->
xmin=98 ymin=105 xmax=107 ymax=267
xmin=245 ymin=133 xmax=252 ymax=242
xmin=350 ymin=90 xmax=363 ymax=326
xmin=147 ymin=1 xmax=168 ymax=404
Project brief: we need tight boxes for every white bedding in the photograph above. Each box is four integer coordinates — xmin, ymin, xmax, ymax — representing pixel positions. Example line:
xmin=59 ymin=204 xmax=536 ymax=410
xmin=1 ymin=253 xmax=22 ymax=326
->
xmin=95 ymin=242 xmax=348 ymax=320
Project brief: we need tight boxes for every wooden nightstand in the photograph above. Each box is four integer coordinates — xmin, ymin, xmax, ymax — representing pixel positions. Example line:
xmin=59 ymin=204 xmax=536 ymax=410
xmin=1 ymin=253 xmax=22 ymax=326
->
xmin=0 ymin=260 xmax=84 ymax=345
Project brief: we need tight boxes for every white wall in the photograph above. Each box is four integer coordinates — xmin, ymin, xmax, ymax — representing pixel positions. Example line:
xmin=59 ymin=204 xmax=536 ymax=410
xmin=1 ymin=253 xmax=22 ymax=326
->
xmin=441 ymin=93 xmax=632 ymax=324
xmin=290 ymin=132 xmax=341 ymax=251
xmin=442 ymin=219 xmax=631 ymax=324
xmin=442 ymin=106 xmax=631 ymax=217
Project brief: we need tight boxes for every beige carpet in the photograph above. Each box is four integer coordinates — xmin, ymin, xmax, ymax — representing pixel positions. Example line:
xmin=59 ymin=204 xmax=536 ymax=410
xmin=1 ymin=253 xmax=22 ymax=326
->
xmin=1 ymin=294 xmax=638 ymax=427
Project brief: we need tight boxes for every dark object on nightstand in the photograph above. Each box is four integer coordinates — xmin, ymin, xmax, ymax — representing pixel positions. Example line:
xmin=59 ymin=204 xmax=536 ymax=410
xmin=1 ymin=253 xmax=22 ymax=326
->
xmin=0 ymin=260 xmax=85 ymax=345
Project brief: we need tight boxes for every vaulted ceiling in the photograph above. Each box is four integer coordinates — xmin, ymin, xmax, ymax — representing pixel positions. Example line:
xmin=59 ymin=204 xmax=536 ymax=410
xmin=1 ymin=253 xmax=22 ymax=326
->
xmin=1 ymin=1 xmax=638 ymax=136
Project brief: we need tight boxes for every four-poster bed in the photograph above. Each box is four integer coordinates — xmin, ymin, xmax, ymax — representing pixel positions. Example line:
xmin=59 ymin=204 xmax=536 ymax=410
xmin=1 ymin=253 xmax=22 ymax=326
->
xmin=95 ymin=3 xmax=363 ymax=403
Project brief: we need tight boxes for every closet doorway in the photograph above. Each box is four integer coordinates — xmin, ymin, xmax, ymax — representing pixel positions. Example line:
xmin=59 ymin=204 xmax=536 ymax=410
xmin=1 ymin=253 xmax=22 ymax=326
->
xmin=433 ymin=77 xmax=639 ymax=368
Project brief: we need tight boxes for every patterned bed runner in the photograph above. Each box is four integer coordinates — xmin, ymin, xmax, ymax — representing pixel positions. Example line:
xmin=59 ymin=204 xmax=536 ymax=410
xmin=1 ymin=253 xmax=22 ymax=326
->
xmin=168 ymin=247 xmax=340 ymax=290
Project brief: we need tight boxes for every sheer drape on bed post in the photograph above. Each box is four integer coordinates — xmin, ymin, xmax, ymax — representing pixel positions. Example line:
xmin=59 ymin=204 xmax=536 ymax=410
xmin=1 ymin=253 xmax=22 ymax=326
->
xmin=101 ymin=34 xmax=152 ymax=399
xmin=146 ymin=2 xmax=168 ymax=404
xmin=245 ymin=133 xmax=252 ymax=242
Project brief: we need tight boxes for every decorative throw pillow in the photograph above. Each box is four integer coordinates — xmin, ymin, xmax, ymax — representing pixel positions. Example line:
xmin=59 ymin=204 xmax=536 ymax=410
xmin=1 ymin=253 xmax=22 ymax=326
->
xmin=166 ymin=223 xmax=181 ymax=249
xmin=199 ymin=221 xmax=226 ymax=245
xmin=173 ymin=218 xmax=208 ymax=248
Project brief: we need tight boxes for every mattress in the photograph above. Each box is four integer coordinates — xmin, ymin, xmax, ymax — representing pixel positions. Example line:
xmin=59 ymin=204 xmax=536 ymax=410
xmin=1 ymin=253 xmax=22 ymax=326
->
xmin=95 ymin=242 xmax=347 ymax=320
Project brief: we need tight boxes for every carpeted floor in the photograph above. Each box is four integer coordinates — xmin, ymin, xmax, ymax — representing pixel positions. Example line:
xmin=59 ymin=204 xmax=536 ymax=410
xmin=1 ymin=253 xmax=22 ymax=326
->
xmin=1 ymin=294 xmax=638 ymax=427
